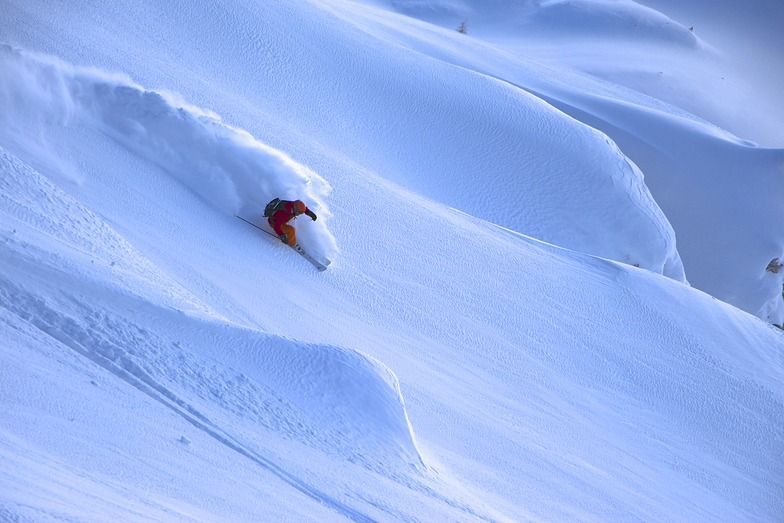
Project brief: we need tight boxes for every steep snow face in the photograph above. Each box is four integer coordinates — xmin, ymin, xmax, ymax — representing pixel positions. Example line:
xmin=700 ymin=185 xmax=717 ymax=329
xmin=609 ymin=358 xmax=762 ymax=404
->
xmin=2 ymin=132 xmax=782 ymax=521
xmin=329 ymin=0 xmax=784 ymax=322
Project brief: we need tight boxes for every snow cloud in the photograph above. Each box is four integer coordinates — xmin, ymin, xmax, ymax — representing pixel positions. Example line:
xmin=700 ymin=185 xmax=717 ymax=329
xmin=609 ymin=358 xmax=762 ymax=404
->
xmin=0 ymin=44 xmax=338 ymax=258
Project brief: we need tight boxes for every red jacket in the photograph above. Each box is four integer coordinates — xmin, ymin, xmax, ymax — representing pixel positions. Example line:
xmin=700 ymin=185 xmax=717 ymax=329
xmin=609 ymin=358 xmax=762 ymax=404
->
xmin=268 ymin=200 xmax=315 ymax=235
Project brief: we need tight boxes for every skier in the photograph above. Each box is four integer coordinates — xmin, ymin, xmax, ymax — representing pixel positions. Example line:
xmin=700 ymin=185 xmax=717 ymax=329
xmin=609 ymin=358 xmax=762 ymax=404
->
xmin=265 ymin=198 xmax=317 ymax=247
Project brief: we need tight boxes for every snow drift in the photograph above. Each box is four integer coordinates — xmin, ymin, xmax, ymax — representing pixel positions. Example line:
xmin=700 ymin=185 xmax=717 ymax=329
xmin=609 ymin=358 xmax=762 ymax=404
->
xmin=531 ymin=87 xmax=784 ymax=325
xmin=0 ymin=144 xmax=423 ymax=481
xmin=328 ymin=0 xmax=784 ymax=322
xmin=0 ymin=43 xmax=338 ymax=259
xmin=308 ymin=1 xmax=686 ymax=280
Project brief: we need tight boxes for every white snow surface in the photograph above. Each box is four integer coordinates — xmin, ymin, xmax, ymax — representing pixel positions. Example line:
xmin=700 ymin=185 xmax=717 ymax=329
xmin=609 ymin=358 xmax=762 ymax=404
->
xmin=1 ymin=1 xmax=783 ymax=522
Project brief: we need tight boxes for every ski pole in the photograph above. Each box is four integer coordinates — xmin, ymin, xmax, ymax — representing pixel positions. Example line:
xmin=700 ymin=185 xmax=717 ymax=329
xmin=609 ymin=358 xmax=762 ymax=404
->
xmin=236 ymin=215 xmax=278 ymax=239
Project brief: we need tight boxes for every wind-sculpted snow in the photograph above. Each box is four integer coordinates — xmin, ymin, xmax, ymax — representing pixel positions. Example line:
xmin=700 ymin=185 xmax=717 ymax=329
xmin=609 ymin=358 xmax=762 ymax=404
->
xmin=0 ymin=146 xmax=419 ymax=469
xmin=0 ymin=147 xmax=425 ymax=520
xmin=0 ymin=44 xmax=338 ymax=259
xmin=324 ymin=0 xmax=784 ymax=321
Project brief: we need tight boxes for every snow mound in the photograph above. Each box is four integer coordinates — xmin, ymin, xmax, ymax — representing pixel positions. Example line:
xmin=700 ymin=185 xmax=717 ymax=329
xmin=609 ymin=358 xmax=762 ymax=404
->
xmin=0 ymin=146 xmax=423 ymax=474
xmin=526 ymin=84 xmax=784 ymax=324
xmin=323 ymin=1 xmax=782 ymax=320
xmin=212 ymin=328 xmax=427 ymax=472
xmin=313 ymin=2 xmax=684 ymax=278
xmin=0 ymin=43 xmax=338 ymax=259
xmin=0 ymin=271 xmax=425 ymax=475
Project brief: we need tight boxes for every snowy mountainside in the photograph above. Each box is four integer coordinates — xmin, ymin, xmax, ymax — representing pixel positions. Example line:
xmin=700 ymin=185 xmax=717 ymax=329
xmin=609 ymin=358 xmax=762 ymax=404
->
xmin=377 ymin=0 xmax=784 ymax=147
xmin=0 ymin=3 xmax=683 ymax=279
xmin=1 ymin=1 xmax=783 ymax=522
xmin=0 ymin=145 xmax=444 ymax=521
xmin=639 ymin=0 xmax=784 ymax=147
xmin=4 ymin=128 xmax=782 ymax=519
xmin=339 ymin=0 xmax=784 ymax=323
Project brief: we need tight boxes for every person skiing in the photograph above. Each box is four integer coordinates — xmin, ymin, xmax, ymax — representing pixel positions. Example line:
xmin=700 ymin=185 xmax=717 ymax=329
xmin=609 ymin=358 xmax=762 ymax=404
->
xmin=265 ymin=198 xmax=317 ymax=247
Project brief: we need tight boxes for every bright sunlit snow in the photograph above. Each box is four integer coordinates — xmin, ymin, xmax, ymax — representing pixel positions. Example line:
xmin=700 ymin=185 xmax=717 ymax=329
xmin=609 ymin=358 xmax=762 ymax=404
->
xmin=1 ymin=1 xmax=782 ymax=522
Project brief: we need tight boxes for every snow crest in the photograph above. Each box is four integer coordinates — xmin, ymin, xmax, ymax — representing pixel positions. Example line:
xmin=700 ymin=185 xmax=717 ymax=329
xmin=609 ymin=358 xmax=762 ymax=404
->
xmin=0 ymin=43 xmax=338 ymax=259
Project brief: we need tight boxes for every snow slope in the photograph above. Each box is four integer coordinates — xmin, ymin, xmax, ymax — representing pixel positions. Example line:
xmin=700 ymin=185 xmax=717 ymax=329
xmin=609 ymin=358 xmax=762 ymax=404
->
xmin=336 ymin=0 xmax=784 ymax=323
xmin=375 ymin=0 xmax=784 ymax=147
xmin=1 ymin=1 xmax=783 ymax=522
xmin=639 ymin=0 xmax=784 ymax=147
xmin=0 ymin=145 xmax=435 ymax=521
xmin=0 ymin=2 xmax=684 ymax=279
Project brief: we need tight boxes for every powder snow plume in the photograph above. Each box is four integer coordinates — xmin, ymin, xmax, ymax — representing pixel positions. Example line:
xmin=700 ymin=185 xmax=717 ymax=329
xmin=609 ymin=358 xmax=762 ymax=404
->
xmin=0 ymin=43 xmax=338 ymax=259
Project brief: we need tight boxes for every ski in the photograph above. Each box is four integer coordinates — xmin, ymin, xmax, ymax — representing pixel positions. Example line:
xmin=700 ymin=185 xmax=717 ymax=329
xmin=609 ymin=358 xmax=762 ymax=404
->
xmin=236 ymin=215 xmax=331 ymax=271
xmin=293 ymin=244 xmax=331 ymax=272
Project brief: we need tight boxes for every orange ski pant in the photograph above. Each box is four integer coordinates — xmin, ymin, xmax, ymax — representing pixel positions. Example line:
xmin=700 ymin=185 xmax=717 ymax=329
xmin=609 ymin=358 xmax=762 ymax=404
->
xmin=280 ymin=223 xmax=297 ymax=247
